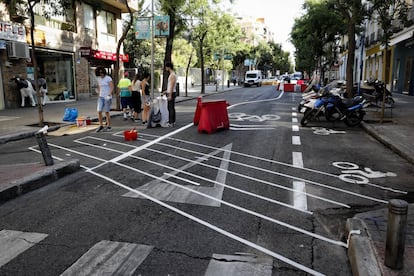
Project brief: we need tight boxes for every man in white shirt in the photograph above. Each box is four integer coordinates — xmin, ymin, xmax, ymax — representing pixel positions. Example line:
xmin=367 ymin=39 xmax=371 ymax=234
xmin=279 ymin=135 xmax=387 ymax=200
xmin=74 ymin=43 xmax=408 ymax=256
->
xmin=95 ymin=67 xmax=114 ymax=132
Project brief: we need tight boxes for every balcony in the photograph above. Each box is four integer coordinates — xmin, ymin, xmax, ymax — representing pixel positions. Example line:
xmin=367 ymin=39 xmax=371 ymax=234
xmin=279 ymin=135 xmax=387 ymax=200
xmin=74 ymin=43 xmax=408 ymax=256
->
xmin=101 ymin=0 xmax=138 ymax=13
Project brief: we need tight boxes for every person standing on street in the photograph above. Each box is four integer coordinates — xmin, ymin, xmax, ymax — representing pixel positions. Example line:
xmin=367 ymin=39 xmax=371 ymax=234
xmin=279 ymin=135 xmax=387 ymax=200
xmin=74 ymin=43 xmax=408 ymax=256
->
xmin=95 ymin=67 xmax=114 ymax=132
xmin=131 ymin=73 xmax=142 ymax=122
xmin=141 ymin=72 xmax=151 ymax=125
xmin=118 ymin=71 xmax=133 ymax=121
xmin=165 ymin=62 xmax=177 ymax=126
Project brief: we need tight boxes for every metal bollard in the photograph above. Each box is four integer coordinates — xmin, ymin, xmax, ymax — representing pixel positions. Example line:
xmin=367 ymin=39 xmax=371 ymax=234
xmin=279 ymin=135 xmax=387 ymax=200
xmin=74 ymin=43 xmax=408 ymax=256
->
xmin=35 ymin=132 xmax=54 ymax=166
xmin=385 ymin=199 xmax=408 ymax=269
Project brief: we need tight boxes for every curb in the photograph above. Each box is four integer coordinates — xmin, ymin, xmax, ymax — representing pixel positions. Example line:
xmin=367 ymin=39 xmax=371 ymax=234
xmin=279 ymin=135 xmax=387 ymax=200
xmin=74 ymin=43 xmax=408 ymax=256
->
xmin=346 ymin=218 xmax=383 ymax=276
xmin=0 ymin=159 xmax=80 ymax=204
xmin=360 ymin=121 xmax=414 ymax=165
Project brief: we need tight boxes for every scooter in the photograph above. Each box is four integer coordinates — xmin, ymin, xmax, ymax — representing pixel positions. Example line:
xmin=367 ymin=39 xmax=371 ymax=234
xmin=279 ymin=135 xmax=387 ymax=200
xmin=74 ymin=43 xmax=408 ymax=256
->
xmin=301 ymin=92 xmax=367 ymax=127
xmin=362 ymin=79 xmax=395 ymax=107
xmin=324 ymin=95 xmax=367 ymax=126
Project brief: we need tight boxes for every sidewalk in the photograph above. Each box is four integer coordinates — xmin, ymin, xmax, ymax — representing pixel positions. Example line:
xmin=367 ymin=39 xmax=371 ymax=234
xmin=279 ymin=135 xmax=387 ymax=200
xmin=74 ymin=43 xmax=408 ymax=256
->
xmin=1 ymin=85 xmax=414 ymax=275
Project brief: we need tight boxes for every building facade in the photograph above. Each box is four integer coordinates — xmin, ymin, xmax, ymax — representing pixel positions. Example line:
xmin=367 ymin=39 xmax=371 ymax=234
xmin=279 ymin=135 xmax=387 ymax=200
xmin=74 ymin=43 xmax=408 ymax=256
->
xmin=338 ymin=1 xmax=414 ymax=96
xmin=0 ymin=0 xmax=135 ymax=110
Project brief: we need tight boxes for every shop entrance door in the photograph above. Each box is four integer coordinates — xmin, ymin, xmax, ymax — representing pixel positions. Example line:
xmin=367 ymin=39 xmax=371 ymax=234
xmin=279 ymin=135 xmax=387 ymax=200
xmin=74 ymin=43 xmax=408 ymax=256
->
xmin=403 ymin=56 xmax=413 ymax=95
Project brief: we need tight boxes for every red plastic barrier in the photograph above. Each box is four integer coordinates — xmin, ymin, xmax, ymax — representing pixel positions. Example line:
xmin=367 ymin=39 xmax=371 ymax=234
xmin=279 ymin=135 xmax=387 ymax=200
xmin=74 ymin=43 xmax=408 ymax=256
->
xmin=297 ymin=79 xmax=304 ymax=85
xmin=301 ymin=84 xmax=308 ymax=92
xmin=284 ymin=83 xmax=295 ymax=92
xmin=197 ymin=100 xmax=229 ymax=134
xmin=193 ymin=96 xmax=203 ymax=125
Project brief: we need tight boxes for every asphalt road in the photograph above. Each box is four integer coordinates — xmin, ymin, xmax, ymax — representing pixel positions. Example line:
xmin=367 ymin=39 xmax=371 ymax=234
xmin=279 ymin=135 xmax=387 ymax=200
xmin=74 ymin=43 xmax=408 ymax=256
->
xmin=1 ymin=86 xmax=413 ymax=276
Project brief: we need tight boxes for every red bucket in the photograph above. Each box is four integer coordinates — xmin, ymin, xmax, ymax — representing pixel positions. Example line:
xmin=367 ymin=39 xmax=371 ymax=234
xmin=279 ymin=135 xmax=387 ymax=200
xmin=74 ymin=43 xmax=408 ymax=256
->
xmin=124 ymin=130 xmax=138 ymax=141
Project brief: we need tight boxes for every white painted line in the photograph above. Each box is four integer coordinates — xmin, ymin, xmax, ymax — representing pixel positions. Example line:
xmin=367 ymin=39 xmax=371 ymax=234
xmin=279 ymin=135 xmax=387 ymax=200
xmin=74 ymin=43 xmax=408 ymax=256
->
xmin=165 ymin=172 xmax=313 ymax=215
xmin=86 ymin=169 xmax=324 ymax=276
xmin=60 ymin=241 xmax=153 ymax=276
xmin=292 ymin=152 xmax=308 ymax=212
xmin=292 ymin=136 xmax=301 ymax=145
xmin=292 ymin=107 xmax=296 ymax=111
xmin=228 ymin=91 xmax=284 ymax=110
xmin=0 ymin=230 xmax=48 ymax=267
xmin=292 ymin=125 xmax=299 ymax=132
xmin=292 ymin=118 xmax=298 ymax=123
xmin=292 ymin=152 xmax=304 ymax=168
xmin=111 ymin=123 xmax=193 ymax=163
xmin=139 ymin=134 xmax=391 ymax=203
xmin=293 ymin=181 xmax=308 ymax=211
xmin=230 ymin=127 xmax=275 ymax=131
xmin=141 ymin=145 xmax=348 ymax=208
xmin=292 ymin=112 xmax=298 ymax=117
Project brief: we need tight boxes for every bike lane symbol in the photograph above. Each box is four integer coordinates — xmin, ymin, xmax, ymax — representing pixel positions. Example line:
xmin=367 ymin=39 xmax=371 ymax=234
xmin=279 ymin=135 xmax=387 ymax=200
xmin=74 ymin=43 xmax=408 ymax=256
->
xmin=332 ymin=161 xmax=397 ymax=184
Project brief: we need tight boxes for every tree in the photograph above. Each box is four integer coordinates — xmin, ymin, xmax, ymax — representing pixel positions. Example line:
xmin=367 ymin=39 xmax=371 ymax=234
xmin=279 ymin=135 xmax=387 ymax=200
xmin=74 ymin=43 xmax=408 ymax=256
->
xmin=329 ymin=0 xmax=366 ymax=97
xmin=367 ymin=0 xmax=410 ymax=122
xmin=291 ymin=0 xmax=345 ymax=85
xmin=1 ymin=0 xmax=72 ymax=125
xmin=113 ymin=0 xmax=135 ymax=110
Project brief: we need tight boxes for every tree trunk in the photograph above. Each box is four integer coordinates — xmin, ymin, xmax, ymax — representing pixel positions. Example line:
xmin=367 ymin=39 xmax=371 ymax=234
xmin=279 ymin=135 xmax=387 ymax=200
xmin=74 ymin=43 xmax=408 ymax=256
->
xmin=28 ymin=2 xmax=44 ymax=126
xmin=346 ymin=23 xmax=356 ymax=98
xmin=185 ymin=48 xmax=194 ymax=97
xmin=162 ymin=13 xmax=176 ymax=92
xmin=114 ymin=1 xmax=133 ymax=110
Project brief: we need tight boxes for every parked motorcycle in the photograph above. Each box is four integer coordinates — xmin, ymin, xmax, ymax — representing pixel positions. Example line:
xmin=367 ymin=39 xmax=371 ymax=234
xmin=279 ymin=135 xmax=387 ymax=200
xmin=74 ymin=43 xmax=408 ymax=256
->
xmin=300 ymin=85 xmax=366 ymax=127
xmin=361 ymin=79 xmax=395 ymax=107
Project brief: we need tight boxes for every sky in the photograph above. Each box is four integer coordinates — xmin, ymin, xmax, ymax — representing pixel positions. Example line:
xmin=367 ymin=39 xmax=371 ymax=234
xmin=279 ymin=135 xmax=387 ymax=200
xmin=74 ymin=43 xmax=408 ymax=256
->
xmin=230 ymin=0 xmax=306 ymax=55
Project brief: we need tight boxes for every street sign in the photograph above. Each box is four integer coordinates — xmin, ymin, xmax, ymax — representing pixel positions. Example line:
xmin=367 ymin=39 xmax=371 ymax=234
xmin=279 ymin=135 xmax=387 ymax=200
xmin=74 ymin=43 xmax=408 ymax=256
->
xmin=154 ymin=16 xmax=170 ymax=37
xmin=135 ymin=17 xmax=151 ymax=40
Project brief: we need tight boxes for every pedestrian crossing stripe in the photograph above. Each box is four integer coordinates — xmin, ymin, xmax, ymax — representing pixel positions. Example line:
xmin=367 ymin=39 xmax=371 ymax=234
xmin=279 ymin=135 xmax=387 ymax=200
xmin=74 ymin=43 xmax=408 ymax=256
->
xmin=0 ymin=229 xmax=48 ymax=267
xmin=60 ymin=240 xmax=153 ymax=276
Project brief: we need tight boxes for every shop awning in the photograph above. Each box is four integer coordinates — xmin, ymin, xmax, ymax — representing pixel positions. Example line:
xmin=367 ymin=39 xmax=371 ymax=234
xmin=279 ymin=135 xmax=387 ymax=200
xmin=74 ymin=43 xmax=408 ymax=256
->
xmin=80 ymin=47 xmax=129 ymax=62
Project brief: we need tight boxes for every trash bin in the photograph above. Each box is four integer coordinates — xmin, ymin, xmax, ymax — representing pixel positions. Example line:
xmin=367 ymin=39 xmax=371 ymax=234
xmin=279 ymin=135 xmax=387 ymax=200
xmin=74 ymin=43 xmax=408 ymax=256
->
xmin=175 ymin=82 xmax=180 ymax=97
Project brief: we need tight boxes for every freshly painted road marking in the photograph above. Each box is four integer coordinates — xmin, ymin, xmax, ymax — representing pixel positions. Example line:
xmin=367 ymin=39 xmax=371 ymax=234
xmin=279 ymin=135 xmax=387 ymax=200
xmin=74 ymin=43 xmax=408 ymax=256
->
xmin=292 ymin=125 xmax=299 ymax=132
xmin=227 ymin=91 xmax=284 ymax=109
xmin=292 ymin=118 xmax=298 ymax=123
xmin=292 ymin=136 xmax=301 ymax=145
xmin=123 ymin=144 xmax=232 ymax=207
xmin=60 ymin=241 xmax=153 ymax=276
xmin=0 ymin=230 xmax=48 ymax=267
xmin=204 ymin=253 xmax=273 ymax=276
xmin=292 ymin=152 xmax=308 ymax=211
xmin=85 ymin=168 xmax=325 ymax=276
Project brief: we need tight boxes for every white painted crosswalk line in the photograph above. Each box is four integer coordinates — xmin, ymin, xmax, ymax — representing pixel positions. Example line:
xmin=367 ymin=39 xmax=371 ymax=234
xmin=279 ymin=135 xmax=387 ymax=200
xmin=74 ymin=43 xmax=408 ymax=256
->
xmin=60 ymin=240 xmax=153 ymax=276
xmin=0 ymin=229 xmax=48 ymax=267
xmin=204 ymin=253 xmax=273 ymax=276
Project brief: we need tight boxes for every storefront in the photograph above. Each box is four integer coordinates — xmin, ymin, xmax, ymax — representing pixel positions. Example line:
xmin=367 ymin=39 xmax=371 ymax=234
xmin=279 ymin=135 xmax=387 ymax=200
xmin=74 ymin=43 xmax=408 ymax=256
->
xmin=30 ymin=48 xmax=75 ymax=101
xmin=390 ymin=28 xmax=414 ymax=95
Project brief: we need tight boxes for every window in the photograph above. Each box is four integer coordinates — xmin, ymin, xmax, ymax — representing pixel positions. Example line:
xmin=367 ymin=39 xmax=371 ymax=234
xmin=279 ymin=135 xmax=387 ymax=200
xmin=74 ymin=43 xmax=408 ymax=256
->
xmin=34 ymin=0 xmax=75 ymax=32
xmin=98 ymin=11 xmax=115 ymax=35
xmin=83 ymin=4 xmax=95 ymax=31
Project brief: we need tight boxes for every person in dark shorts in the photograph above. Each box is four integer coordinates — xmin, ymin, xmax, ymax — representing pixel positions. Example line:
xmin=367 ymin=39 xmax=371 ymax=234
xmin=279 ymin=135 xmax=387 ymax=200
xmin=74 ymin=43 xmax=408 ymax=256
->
xmin=131 ymin=73 xmax=142 ymax=122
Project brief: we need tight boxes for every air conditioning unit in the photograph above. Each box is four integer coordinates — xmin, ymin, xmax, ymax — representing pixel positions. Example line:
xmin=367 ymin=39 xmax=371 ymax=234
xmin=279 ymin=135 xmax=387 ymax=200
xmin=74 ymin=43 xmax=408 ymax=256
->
xmin=7 ymin=41 xmax=30 ymax=59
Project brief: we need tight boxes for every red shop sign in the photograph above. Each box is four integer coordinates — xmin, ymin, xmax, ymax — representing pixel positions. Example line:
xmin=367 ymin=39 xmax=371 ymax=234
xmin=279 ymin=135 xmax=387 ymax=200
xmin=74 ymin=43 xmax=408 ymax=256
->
xmin=92 ymin=50 xmax=129 ymax=62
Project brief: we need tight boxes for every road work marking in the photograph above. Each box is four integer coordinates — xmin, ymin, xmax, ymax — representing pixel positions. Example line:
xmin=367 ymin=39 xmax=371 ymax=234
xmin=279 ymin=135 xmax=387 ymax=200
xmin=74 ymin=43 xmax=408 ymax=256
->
xmin=0 ymin=230 xmax=48 ymax=268
xmin=60 ymin=241 xmax=153 ymax=276
xmin=292 ymin=152 xmax=308 ymax=212
xmin=85 ymin=168 xmax=325 ymax=276
xmin=292 ymin=136 xmax=301 ymax=145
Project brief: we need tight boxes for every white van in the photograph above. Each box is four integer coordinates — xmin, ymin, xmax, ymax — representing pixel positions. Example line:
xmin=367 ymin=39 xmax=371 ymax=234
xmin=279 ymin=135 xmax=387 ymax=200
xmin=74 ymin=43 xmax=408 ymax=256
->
xmin=244 ymin=70 xmax=262 ymax=87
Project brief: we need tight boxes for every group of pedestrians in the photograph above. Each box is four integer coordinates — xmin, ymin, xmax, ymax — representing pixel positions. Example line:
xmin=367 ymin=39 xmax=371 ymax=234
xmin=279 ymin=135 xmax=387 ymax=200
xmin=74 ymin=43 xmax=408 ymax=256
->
xmin=94 ymin=62 xmax=177 ymax=132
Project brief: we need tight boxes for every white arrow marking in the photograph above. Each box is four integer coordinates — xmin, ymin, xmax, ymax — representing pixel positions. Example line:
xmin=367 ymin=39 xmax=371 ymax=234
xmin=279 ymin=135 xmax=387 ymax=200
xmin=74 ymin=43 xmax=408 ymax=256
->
xmin=123 ymin=143 xmax=233 ymax=207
